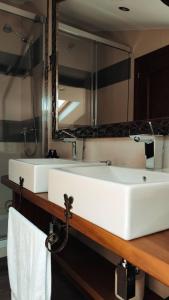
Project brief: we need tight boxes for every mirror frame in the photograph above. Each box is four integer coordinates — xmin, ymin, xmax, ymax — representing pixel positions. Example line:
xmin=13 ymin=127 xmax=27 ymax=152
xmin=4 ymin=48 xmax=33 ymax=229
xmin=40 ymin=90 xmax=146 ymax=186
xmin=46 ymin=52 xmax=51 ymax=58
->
xmin=52 ymin=1 xmax=169 ymax=139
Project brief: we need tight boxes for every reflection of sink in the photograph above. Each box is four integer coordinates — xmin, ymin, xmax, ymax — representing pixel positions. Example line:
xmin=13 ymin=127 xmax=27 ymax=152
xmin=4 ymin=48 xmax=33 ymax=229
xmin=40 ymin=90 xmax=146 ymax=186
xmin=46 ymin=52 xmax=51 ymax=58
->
xmin=48 ymin=166 xmax=169 ymax=240
xmin=8 ymin=159 xmax=103 ymax=193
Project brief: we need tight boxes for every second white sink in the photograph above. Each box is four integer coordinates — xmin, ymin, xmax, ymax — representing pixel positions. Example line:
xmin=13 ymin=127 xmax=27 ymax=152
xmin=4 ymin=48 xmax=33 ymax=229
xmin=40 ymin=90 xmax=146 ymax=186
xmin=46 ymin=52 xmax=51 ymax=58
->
xmin=8 ymin=158 xmax=104 ymax=193
xmin=48 ymin=166 xmax=169 ymax=240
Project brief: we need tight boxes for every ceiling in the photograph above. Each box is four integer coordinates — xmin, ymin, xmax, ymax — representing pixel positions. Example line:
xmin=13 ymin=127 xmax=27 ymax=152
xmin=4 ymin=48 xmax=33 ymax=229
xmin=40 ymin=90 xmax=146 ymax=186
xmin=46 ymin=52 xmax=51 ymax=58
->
xmin=60 ymin=0 xmax=169 ymax=31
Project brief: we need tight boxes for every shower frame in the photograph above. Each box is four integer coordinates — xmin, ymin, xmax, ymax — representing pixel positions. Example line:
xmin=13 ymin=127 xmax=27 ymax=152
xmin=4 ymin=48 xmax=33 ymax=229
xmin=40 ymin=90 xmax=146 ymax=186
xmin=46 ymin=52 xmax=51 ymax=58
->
xmin=0 ymin=1 xmax=48 ymax=156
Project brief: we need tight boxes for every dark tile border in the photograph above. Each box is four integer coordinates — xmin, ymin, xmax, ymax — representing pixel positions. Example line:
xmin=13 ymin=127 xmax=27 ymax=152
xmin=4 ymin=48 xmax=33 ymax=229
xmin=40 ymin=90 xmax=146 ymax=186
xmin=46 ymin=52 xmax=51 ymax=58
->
xmin=0 ymin=117 xmax=41 ymax=142
xmin=54 ymin=118 xmax=169 ymax=139
xmin=59 ymin=57 xmax=130 ymax=89
xmin=97 ymin=58 xmax=131 ymax=88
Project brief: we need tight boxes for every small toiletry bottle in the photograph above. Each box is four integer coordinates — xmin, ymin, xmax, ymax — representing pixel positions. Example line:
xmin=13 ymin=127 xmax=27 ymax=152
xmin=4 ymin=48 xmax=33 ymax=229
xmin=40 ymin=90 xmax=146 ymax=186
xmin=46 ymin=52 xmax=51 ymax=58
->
xmin=46 ymin=149 xmax=53 ymax=158
xmin=52 ymin=150 xmax=59 ymax=158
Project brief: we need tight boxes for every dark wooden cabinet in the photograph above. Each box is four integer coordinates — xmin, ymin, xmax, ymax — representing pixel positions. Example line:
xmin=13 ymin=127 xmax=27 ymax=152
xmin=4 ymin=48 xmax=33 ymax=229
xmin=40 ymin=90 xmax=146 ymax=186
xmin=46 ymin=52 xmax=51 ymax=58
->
xmin=134 ymin=45 xmax=169 ymax=121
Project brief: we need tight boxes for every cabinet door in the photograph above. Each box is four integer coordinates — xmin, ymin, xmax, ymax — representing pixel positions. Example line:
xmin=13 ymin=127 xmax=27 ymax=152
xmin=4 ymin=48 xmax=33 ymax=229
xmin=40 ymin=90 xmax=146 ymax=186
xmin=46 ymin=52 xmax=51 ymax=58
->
xmin=134 ymin=45 xmax=169 ymax=120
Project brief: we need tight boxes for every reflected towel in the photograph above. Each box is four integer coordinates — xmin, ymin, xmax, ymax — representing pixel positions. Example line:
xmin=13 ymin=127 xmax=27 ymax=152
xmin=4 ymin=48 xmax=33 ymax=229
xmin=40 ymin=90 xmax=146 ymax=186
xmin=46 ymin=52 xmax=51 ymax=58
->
xmin=7 ymin=207 xmax=51 ymax=300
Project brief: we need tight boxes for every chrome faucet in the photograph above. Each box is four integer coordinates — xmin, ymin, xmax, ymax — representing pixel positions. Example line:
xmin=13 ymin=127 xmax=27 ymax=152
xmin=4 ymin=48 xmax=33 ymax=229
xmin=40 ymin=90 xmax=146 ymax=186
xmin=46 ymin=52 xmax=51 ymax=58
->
xmin=130 ymin=134 xmax=164 ymax=169
xmin=61 ymin=130 xmax=84 ymax=161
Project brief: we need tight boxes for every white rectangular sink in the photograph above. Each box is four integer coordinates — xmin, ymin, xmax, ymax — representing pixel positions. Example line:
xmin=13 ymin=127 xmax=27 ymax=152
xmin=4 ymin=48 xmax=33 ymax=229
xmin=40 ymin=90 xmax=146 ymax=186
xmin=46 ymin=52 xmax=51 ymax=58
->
xmin=8 ymin=158 xmax=104 ymax=193
xmin=48 ymin=165 xmax=169 ymax=240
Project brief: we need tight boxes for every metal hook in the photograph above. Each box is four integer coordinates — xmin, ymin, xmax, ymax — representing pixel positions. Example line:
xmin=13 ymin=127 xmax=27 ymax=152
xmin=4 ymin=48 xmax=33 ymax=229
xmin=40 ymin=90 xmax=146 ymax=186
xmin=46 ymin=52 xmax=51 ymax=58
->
xmin=45 ymin=194 xmax=74 ymax=253
xmin=18 ymin=176 xmax=24 ymax=211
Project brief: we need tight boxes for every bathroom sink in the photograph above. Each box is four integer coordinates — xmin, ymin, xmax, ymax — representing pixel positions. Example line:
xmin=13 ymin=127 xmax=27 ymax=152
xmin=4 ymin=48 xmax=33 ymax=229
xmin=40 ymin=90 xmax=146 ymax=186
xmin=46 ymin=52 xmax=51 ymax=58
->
xmin=8 ymin=158 xmax=104 ymax=193
xmin=48 ymin=165 xmax=169 ymax=240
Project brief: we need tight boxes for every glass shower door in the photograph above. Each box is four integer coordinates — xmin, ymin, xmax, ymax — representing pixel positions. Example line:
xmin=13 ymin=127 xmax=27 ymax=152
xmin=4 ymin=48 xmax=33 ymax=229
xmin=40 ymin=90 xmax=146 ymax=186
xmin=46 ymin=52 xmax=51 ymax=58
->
xmin=0 ymin=8 xmax=44 ymax=257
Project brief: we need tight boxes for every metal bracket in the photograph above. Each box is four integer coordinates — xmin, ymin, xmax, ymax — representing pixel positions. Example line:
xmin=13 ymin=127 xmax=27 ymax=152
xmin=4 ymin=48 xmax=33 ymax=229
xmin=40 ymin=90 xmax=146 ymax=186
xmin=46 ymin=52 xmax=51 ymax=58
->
xmin=115 ymin=259 xmax=137 ymax=300
xmin=64 ymin=193 xmax=73 ymax=218
xmin=18 ymin=176 xmax=24 ymax=211
xmin=45 ymin=194 xmax=74 ymax=253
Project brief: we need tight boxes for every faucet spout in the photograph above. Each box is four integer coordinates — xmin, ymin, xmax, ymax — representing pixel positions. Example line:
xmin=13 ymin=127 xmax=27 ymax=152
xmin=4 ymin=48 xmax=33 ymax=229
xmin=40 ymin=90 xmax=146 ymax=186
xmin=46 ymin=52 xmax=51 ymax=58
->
xmin=61 ymin=130 xmax=84 ymax=161
xmin=130 ymin=134 xmax=164 ymax=170
xmin=72 ymin=140 xmax=77 ymax=160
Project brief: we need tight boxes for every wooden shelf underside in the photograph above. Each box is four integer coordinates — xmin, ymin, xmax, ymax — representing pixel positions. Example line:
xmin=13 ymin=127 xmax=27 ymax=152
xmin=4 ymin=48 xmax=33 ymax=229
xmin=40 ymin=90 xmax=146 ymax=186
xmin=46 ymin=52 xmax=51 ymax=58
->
xmin=54 ymin=235 xmax=163 ymax=300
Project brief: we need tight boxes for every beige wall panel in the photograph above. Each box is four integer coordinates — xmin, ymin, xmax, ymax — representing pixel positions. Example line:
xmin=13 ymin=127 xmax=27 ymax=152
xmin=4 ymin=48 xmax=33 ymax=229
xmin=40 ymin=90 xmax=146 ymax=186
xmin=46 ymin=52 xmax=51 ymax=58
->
xmin=97 ymin=81 xmax=128 ymax=124
xmin=97 ymin=43 xmax=129 ymax=70
xmin=0 ymin=74 xmax=22 ymax=120
xmin=59 ymin=33 xmax=93 ymax=72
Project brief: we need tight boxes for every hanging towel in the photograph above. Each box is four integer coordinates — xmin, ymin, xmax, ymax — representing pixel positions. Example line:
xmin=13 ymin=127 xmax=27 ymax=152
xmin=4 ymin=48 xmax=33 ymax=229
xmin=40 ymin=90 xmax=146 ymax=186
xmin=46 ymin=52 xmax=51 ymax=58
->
xmin=7 ymin=207 xmax=51 ymax=300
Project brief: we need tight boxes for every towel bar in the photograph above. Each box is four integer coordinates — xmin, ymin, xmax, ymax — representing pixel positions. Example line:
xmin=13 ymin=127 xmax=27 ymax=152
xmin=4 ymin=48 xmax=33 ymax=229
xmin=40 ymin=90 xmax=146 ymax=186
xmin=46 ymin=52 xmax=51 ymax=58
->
xmin=45 ymin=194 xmax=74 ymax=253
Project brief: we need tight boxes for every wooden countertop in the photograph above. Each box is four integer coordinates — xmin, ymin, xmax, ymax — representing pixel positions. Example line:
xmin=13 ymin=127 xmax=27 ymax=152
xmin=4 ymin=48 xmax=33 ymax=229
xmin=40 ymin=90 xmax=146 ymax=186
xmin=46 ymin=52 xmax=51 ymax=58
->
xmin=2 ymin=175 xmax=169 ymax=287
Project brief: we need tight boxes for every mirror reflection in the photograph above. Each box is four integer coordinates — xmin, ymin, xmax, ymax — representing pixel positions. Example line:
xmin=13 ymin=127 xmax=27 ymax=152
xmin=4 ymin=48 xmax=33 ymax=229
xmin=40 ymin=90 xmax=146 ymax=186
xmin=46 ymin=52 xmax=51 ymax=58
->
xmin=56 ymin=0 xmax=169 ymax=133
xmin=57 ymin=27 xmax=130 ymax=130
xmin=58 ymin=31 xmax=94 ymax=129
xmin=96 ymin=44 xmax=130 ymax=125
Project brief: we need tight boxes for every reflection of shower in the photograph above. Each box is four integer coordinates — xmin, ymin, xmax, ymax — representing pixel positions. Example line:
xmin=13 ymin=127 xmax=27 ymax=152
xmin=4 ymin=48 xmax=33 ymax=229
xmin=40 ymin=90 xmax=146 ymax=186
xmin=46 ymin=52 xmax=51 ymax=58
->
xmin=3 ymin=23 xmax=37 ymax=157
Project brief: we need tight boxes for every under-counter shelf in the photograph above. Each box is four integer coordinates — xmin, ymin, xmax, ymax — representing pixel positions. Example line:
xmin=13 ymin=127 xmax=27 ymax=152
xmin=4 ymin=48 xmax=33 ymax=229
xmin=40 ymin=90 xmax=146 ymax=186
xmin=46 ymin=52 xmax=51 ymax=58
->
xmin=54 ymin=235 xmax=162 ymax=300
xmin=2 ymin=175 xmax=169 ymax=290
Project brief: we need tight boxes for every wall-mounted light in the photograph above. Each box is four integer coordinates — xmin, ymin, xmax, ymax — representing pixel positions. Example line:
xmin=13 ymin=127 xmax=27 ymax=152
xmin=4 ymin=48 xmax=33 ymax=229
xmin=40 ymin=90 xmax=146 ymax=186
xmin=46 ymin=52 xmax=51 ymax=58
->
xmin=161 ymin=0 xmax=169 ymax=6
xmin=118 ymin=6 xmax=130 ymax=12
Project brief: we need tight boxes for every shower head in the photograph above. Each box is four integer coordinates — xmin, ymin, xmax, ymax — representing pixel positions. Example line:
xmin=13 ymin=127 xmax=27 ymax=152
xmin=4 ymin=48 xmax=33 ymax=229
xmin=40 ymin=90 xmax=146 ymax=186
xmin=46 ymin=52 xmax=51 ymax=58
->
xmin=3 ymin=23 xmax=29 ymax=43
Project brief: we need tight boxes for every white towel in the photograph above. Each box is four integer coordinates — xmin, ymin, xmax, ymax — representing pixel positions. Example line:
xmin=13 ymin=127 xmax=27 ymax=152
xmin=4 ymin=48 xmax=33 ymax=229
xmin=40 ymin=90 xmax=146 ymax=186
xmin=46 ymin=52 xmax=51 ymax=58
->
xmin=7 ymin=207 xmax=51 ymax=300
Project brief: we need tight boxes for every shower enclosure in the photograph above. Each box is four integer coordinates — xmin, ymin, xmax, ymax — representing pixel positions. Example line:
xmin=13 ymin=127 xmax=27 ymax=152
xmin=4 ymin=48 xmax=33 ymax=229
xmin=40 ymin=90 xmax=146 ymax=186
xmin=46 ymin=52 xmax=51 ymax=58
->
xmin=0 ymin=4 xmax=46 ymax=258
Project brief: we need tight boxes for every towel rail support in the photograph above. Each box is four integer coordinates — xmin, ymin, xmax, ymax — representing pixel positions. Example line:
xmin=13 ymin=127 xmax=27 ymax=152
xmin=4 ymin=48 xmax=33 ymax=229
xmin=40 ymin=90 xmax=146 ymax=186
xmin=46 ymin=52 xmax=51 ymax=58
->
xmin=45 ymin=193 xmax=74 ymax=253
xmin=18 ymin=176 xmax=24 ymax=211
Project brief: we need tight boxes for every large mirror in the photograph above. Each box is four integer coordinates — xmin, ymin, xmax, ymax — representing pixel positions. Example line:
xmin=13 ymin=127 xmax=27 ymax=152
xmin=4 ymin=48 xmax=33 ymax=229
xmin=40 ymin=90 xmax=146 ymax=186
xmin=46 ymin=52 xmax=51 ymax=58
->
xmin=57 ymin=24 xmax=130 ymax=130
xmin=57 ymin=29 xmax=95 ymax=129
xmin=53 ymin=0 xmax=169 ymax=137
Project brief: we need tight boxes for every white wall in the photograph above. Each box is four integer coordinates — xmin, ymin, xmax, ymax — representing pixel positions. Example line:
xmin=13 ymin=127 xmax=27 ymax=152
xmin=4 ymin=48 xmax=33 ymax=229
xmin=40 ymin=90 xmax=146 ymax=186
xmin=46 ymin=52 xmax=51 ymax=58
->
xmin=49 ymin=136 xmax=167 ymax=169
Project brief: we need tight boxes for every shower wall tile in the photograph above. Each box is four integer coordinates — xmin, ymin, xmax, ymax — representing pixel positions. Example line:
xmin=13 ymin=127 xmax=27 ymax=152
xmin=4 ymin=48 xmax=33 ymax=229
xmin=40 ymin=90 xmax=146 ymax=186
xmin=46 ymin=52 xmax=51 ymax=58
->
xmin=0 ymin=142 xmax=23 ymax=154
xmin=0 ymin=118 xmax=40 ymax=142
